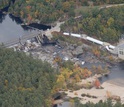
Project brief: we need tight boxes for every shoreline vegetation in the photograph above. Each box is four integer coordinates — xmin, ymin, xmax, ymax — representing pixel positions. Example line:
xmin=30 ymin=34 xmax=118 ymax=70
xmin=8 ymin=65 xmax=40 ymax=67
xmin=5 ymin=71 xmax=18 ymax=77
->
xmin=0 ymin=0 xmax=124 ymax=24
xmin=0 ymin=44 xmax=123 ymax=106
xmin=0 ymin=47 xmax=57 ymax=107
xmin=61 ymin=5 xmax=124 ymax=43
xmin=61 ymin=77 xmax=124 ymax=104
xmin=51 ymin=31 xmax=124 ymax=106
xmin=0 ymin=1 xmax=124 ymax=107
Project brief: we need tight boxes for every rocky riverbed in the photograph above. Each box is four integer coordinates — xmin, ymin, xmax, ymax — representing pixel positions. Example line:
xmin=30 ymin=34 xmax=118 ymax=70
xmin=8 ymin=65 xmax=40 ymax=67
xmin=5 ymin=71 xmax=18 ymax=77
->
xmin=9 ymin=31 xmax=124 ymax=106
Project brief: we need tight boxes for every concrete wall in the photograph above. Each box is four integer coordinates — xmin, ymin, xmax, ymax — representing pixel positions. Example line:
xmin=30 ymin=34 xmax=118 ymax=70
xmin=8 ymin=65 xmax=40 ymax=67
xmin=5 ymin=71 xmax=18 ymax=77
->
xmin=118 ymin=48 xmax=124 ymax=60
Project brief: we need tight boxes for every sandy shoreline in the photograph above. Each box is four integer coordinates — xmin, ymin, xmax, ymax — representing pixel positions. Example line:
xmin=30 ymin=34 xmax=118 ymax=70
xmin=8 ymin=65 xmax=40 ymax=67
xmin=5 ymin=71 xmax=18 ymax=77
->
xmin=64 ymin=77 xmax=124 ymax=104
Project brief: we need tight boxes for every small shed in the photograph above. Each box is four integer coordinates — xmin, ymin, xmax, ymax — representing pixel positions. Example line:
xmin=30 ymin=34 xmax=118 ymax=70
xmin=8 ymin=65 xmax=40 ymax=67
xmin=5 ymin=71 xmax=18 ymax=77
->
xmin=118 ymin=44 xmax=124 ymax=60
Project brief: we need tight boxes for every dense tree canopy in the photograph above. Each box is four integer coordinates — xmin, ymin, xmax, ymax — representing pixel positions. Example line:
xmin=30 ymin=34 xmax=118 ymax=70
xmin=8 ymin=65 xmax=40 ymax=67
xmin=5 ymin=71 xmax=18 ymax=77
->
xmin=9 ymin=0 xmax=77 ymax=24
xmin=0 ymin=0 xmax=124 ymax=24
xmin=0 ymin=0 xmax=10 ymax=9
xmin=0 ymin=0 xmax=124 ymax=106
xmin=61 ymin=6 xmax=124 ymax=43
xmin=0 ymin=46 xmax=123 ymax=106
xmin=74 ymin=99 xmax=124 ymax=107
xmin=0 ymin=47 xmax=56 ymax=107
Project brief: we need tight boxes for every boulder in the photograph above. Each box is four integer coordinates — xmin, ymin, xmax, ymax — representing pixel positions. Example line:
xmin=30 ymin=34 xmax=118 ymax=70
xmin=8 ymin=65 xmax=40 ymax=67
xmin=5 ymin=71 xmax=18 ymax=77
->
xmin=72 ymin=45 xmax=83 ymax=56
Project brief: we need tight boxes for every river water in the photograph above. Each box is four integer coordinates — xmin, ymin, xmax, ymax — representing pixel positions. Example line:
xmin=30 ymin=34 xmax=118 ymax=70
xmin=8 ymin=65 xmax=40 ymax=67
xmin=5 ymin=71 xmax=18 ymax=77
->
xmin=0 ymin=12 xmax=32 ymax=43
xmin=0 ymin=11 xmax=124 ymax=107
xmin=0 ymin=12 xmax=51 ymax=43
xmin=100 ymin=61 xmax=124 ymax=85
xmin=57 ymin=61 xmax=124 ymax=107
xmin=79 ymin=52 xmax=124 ymax=86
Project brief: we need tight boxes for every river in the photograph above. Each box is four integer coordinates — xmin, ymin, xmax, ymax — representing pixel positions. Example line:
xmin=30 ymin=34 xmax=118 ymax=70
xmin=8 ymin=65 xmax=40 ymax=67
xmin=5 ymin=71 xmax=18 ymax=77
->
xmin=54 ymin=102 xmax=73 ymax=107
xmin=0 ymin=12 xmax=51 ymax=43
xmin=56 ymin=61 xmax=124 ymax=107
xmin=100 ymin=61 xmax=124 ymax=86
xmin=0 ymin=12 xmax=71 ymax=107
xmin=79 ymin=52 xmax=124 ymax=86
xmin=0 ymin=11 xmax=124 ymax=107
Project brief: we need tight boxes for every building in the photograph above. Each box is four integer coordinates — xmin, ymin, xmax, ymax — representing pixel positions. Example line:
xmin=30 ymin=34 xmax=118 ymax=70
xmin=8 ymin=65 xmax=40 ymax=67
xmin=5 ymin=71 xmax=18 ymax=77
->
xmin=118 ymin=44 xmax=124 ymax=60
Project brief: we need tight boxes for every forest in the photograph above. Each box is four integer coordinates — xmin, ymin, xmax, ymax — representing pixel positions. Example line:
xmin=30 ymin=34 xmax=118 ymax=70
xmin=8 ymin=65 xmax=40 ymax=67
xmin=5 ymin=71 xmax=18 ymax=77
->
xmin=74 ymin=98 xmax=124 ymax=107
xmin=0 ymin=0 xmax=124 ymax=106
xmin=0 ymin=0 xmax=10 ymax=9
xmin=0 ymin=0 xmax=123 ymax=43
xmin=0 ymin=0 xmax=124 ymax=24
xmin=61 ymin=6 xmax=124 ymax=43
xmin=0 ymin=46 xmax=57 ymax=107
xmin=0 ymin=46 xmax=124 ymax=107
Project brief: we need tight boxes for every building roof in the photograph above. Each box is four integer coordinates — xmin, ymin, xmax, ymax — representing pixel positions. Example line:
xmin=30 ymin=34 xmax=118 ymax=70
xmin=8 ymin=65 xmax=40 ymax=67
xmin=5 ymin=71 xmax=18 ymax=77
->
xmin=118 ymin=44 xmax=124 ymax=49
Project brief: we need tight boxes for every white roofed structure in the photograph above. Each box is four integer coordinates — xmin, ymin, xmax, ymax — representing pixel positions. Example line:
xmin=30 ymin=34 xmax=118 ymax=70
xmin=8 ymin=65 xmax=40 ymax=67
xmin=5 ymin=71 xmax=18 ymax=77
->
xmin=63 ymin=32 xmax=124 ymax=60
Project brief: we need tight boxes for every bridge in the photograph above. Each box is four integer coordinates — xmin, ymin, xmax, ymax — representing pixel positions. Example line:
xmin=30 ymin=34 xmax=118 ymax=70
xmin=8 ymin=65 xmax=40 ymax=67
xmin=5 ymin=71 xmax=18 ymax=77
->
xmin=3 ymin=31 xmax=44 ymax=47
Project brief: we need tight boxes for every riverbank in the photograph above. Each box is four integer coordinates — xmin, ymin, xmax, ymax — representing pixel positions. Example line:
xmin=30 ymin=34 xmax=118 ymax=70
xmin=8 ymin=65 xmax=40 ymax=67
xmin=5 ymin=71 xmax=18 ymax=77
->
xmin=1 ymin=11 xmax=123 ymax=105
xmin=0 ymin=11 xmax=64 ymax=45
xmin=64 ymin=76 xmax=124 ymax=104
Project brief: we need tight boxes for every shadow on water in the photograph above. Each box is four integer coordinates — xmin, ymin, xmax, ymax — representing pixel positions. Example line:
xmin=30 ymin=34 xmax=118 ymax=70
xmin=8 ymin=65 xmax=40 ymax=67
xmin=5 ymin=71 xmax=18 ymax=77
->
xmin=0 ymin=12 xmax=51 ymax=43
xmin=0 ymin=12 xmax=6 ymax=23
xmin=9 ymin=14 xmax=23 ymax=24
xmin=28 ymin=23 xmax=51 ymax=30
xmin=8 ymin=14 xmax=51 ymax=31
xmin=9 ymin=14 xmax=33 ymax=31
xmin=21 ymin=25 xmax=33 ymax=31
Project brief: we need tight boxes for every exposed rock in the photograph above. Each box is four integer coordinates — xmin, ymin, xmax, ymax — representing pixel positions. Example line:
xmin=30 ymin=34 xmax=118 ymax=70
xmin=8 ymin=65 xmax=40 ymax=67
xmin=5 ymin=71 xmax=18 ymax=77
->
xmin=68 ymin=44 xmax=75 ymax=50
xmin=72 ymin=45 xmax=84 ymax=56
xmin=111 ymin=95 xmax=121 ymax=101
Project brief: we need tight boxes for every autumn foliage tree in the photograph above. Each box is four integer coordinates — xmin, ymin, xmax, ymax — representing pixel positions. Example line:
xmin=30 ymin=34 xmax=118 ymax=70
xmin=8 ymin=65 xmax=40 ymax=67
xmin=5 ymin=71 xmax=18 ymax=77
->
xmin=92 ymin=47 xmax=101 ymax=57
xmin=62 ymin=6 xmax=124 ymax=43
xmin=94 ymin=79 xmax=101 ymax=88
